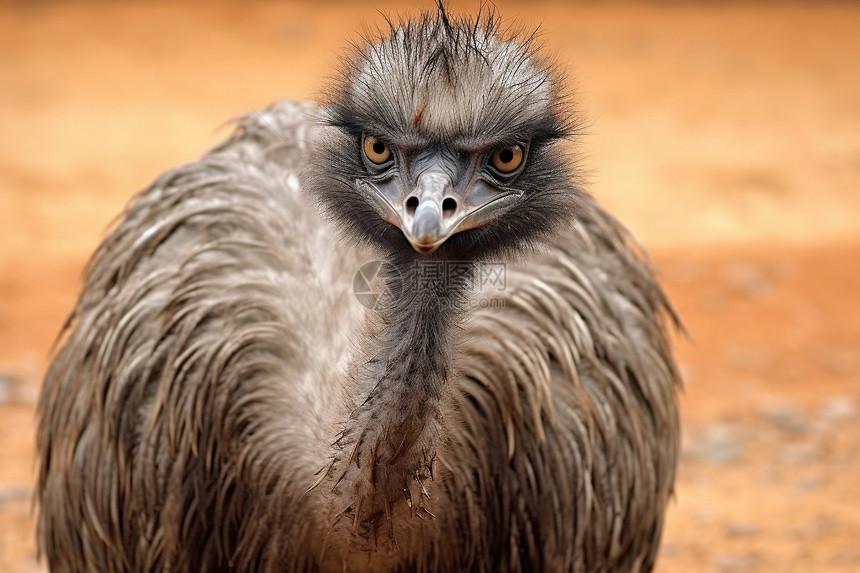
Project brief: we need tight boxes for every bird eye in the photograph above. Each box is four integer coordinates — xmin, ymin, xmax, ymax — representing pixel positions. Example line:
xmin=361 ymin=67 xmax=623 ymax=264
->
xmin=363 ymin=136 xmax=392 ymax=164
xmin=490 ymin=144 xmax=524 ymax=173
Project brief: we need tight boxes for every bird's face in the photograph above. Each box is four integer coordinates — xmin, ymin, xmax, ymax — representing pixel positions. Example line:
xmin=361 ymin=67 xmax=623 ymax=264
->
xmin=309 ymin=6 xmax=582 ymax=261
xmin=355 ymin=135 xmax=529 ymax=254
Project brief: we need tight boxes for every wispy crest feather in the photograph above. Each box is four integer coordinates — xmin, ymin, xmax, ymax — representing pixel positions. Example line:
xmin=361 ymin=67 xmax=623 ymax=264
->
xmin=325 ymin=2 xmax=573 ymax=143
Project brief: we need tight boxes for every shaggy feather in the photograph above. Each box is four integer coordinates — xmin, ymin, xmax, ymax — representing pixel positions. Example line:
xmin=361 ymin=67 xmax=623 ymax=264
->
xmin=37 ymin=4 xmax=680 ymax=573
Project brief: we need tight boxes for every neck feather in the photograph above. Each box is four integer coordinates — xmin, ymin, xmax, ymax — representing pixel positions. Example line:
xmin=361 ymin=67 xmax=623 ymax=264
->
xmin=319 ymin=255 xmax=471 ymax=542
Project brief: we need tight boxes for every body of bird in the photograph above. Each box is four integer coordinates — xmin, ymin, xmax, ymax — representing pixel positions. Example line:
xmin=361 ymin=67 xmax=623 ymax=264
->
xmin=37 ymin=4 xmax=681 ymax=572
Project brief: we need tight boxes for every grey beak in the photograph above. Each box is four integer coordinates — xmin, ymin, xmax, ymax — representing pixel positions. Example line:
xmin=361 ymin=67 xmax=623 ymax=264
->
xmin=401 ymin=172 xmax=452 ymax=254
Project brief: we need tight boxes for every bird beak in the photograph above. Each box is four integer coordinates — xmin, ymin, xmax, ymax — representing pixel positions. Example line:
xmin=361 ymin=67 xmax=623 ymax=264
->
xmin=398 ymin=171 xmax=454 ymax=254
xmin=358 ymin=168 xmax=521 ymax=255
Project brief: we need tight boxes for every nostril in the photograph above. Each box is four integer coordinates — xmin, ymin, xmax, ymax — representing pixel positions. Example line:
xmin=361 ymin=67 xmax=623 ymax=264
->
xmin=405 ymin=196 xmax=419 ymax=216
xmin=442 ymin=197 xmax=457 ymax=218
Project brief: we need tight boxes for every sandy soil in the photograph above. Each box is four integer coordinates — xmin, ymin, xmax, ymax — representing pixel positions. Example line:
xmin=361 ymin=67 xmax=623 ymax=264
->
xmin=1 ymin=1 xmax=858 ymax=571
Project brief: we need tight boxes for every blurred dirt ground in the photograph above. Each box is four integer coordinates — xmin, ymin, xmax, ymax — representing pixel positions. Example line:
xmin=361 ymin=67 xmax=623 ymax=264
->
xmin=1 ymin=1 xmax=859 ymax=571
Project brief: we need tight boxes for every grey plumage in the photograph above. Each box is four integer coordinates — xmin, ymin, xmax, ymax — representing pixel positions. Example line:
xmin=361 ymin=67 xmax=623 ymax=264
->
xmin=36 ymin=4 xmax=681 ymax=572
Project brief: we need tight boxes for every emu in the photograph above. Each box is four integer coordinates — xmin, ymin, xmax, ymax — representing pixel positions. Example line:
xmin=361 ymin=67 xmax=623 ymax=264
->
xmin=36 ymin=4 xmax=681 ymax=572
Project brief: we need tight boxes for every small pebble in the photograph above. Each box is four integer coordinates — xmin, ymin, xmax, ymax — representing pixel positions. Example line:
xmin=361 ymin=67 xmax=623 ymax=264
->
xmin=723 ymin=262 xmax=772 ymax=300
xmin=13 ymin=383 xmax=41 ymax=406
xmin=817 ymin=349 xmax=857 ymax=376
xmin=790 ymin=516 xmax=838 ymax=540
xmin=716 ymin=553 xmax=763 ymax=571
xmin=678 ymin=363 xmax=695 ymax=386
xmin=795 ymin=476 xmax=825 ymax=493
xmin=818 ymin=395 xmax=857 ymax=424
xmin=762 ymin=404 xmax=807 ymax=435
xmin=658 ymin=542 xmax=681 ymax=558
xmin=3 ymin=556 xmax=48 ymax=573
xmin=696 ymin=509 xmax=716 ymax=526
xmin=725 ymin=522 xmax=762 ymax=538
xmin=724 ymin=347 xmax=771 ymax=372
xmin=698 ymin=424 xmax=743 ymax=464
xmin=775 ymin=443 xmax=820 ymax=464
xmin=0 ymin=373 xmax=14 ymax=403
xmin=0 ymin=484 xmax=32 ymax=505
xmin=828 ymin=548 xmax=860 ymax=566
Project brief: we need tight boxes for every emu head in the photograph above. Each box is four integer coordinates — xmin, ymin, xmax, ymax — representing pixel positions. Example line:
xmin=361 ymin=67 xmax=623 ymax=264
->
xmin=310 ymin=4 xmax=582 ymax=261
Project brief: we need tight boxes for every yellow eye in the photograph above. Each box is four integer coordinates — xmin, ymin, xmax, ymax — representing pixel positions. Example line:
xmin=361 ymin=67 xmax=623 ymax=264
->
xmin=490 ymin=144 xmax=524 ymax=173
xmin=363 ymin=136 xmax=392 ymax=164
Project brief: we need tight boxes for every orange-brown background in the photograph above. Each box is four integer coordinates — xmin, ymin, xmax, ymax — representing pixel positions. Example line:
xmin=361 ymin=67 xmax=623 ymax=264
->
xmin=1 ymin=2 xmax=859 ymax=571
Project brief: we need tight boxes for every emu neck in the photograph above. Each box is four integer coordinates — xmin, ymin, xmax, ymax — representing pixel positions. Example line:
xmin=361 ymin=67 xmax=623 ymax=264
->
xmin=326 ymin=256 xmax=470 ymax=537
xmin=355 ymin=256 xmax=467 ymax=465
